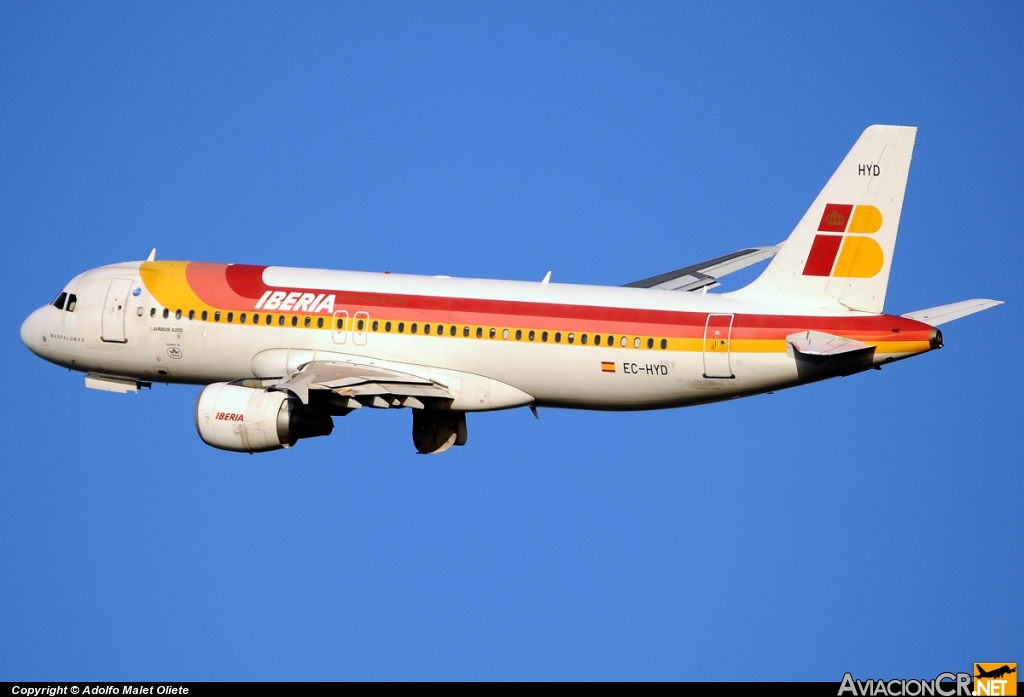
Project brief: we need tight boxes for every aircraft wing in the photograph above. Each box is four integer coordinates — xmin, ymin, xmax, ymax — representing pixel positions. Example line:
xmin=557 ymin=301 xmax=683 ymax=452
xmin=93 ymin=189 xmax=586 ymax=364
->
xmin=623 ymin=245 xmax=779 ymax=292
xmin=269 ymin=361 xmax=453 ymax=410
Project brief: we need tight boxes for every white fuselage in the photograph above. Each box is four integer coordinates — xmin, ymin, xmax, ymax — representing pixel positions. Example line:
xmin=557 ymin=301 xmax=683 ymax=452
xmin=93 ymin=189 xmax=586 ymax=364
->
xmin=20 ymin=261 xmax=936 ymax=412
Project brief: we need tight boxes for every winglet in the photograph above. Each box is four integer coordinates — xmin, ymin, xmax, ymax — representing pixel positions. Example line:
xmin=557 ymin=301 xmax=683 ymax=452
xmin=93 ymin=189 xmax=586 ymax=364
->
xmin=541 ymin=271 xmax=551 ymax=284
xmin=146 ymin=248 xmax=156 ymax=262
xmin=902 ymin=299 xmax=1004 ymax=326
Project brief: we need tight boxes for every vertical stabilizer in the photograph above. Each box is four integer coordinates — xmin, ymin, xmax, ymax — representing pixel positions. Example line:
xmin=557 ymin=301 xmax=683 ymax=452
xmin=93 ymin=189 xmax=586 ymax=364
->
xmin=729 ymin=125 xmax=917 ymax=313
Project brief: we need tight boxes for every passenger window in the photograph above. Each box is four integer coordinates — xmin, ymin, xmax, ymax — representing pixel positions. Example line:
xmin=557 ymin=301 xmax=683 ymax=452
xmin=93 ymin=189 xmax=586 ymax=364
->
xmin=227 ymin=312 xmax=234 ymax=323
xmin=201 ymin=310 xmax=208 ymax=321
xmin=463 ymin=326 xmax=469 ymax=337
xmin=150 ymin=308 xmax=156 ymax=318
xmin=385 ymin=321 xmax=392 ymax=332
xmin=476 ymin=327 xmax=482 ymax=338
xmin=568 ymin=333 xmax=575 ymax=344
xmin=266 ymin=314 xmax=273 ymax=325
xmin=581 ymin=334 xmax=587 ymax=345
xmin=411 ymin=323 xmax=418 ymax=334
xmin=632 ymin=337 xmax=639 ymax=348
xmin=317 ymin=317 xmax=323 ymax=328
xmin=137 ymin=307 xmax=143 ymax=317
xmin=555 ymin=332 xmax=561 ymax=343
xmin=515 ymin=329 xmax=522 ymax=340
xmin=240 ymin=313 xmax=246 ymax=323
xmin=188 ymin=310 xmax=195 ymax=320
xmin=542 ymin=331 xmax=548 ymax=342
xmin=215 ymin=311 xmax=221 ymax=322
xmin=253 ymin=313 xmax=260 ymax=324
xmin=647 ymin=338 xmax=654 ymax=349
xmin=336 ymin=318 xmax=343 ymax=329
xmin=528 ymin=330 xmax=535 ymax=341
xmin=593 ymin=334 xmax=600 ymax=345
xmin=489 ymin=328 xmax=496 ymax=339
xmin=372 ymin=320 xmax=378 ymax=331
xmin=66 ymin=294 xmax=77 ymax=312
xmin=450 ymin=325 xmax=456 ymax=336
xmin=278 ymin=315 xmax=285 ymax=326
xmin=660 ymin=338 xmax=668 ymax=349
xmin=291 ymin=316 xmax=297 ymax=327
xmin=304 ymin=316 xmax=310 ymax=327
xmin=163 ymin=308 xmax=170 ymax=319
xmin=398 ymin=322 xmax=405 ymax=333
xmin=357 ymin=319 xmax=365 ymax=330
xmin=52 ymin=292 xmax=67 ymax=310
xmin=175 ymin=309 xmax=182 ymax=320
xmin=424 ymin=324 xmax=430 ymax=334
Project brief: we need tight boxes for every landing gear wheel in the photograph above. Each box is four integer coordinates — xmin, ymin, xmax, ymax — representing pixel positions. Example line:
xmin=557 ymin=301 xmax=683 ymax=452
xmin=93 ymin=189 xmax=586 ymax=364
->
xmin=412 ymin=410 xmax=468 ymax=454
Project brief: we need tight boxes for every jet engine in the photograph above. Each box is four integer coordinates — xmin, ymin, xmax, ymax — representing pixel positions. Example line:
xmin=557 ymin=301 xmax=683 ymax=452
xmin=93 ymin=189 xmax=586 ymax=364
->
xmin=412 ymin=409 xmax=468 ymax=454
xmin=195 ymin=382 xmax=333 ymax=453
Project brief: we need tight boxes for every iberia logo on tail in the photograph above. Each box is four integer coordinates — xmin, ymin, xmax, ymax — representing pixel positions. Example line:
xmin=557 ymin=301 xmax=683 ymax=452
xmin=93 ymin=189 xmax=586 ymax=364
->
xmin=802 ymin=203 xmax=884 ymax=278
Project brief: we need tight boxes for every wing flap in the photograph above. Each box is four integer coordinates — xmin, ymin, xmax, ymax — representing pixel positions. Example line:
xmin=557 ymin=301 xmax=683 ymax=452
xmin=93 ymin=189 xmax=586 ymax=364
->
xmin=271 ymin=360 xmax=453 ymax=406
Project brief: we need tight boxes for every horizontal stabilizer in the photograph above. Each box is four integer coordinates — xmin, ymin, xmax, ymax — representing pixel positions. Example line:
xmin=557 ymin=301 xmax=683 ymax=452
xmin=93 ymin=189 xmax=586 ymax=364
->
xmin=787 ymin=330 xmax=870 ymax=357
xmin=624 ymin=246 xmax=779 ymax=292
xmin=902 ymin=299 xmax=1004 ymax=326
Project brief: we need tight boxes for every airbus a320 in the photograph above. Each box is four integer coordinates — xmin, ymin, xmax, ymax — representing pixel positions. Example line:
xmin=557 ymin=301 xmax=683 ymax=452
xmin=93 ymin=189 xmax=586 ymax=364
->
xmin=20 ymin=126 xmax=1002 ymax=454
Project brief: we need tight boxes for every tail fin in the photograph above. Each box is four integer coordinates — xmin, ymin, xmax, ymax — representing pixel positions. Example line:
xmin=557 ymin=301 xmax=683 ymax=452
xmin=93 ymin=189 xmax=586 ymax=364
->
xmin=730 ymin=125 xmax=917 ymax=313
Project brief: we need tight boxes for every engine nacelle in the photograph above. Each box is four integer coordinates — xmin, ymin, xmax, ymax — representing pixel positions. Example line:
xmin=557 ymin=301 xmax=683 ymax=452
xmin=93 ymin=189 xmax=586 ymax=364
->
xmin=195 ymin=382 xmax=333 ymax=453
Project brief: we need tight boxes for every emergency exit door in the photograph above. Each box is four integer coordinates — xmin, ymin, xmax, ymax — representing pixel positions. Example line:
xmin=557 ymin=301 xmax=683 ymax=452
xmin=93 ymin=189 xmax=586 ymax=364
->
xmin=101 ymin=278 xmax=134 ymax=343
xmin=703 ymin=314 xmax=734 ymax=378
xmin=332 ymin=310 xmax=349 ymax=344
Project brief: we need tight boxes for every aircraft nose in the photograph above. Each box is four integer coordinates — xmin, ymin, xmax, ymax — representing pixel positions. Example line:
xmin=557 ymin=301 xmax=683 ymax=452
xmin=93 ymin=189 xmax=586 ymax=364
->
xmin=20 ymin=312 xmax=32 ymax=348
xmin=20 ymin=308 xmax=43 ymax=353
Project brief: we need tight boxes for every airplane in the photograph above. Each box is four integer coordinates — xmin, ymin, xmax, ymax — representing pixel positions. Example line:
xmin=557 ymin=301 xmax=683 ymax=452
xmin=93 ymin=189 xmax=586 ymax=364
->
xmin=19 ymin=125 xmax=1003 ymax=454
xmin=976 ymin=665 xmax=1016 ymax=680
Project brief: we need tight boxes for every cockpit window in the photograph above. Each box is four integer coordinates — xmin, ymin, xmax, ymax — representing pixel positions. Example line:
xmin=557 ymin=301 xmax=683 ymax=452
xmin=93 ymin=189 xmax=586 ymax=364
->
xmin=52 ymin=292 xmax=67 ymax=310
xmin=66 ymin=294 xmax=77 ymax=312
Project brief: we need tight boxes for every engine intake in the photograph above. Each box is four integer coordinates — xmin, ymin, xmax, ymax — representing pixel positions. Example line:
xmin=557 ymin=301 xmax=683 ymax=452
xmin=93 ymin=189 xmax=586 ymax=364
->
xmin=195 ymin=383 xmax=333 ymax=453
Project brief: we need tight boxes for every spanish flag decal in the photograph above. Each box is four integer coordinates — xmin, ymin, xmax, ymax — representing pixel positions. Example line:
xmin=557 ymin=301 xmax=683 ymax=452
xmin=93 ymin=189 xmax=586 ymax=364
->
xmin=601 ymin=361 xmax=615 ymax=373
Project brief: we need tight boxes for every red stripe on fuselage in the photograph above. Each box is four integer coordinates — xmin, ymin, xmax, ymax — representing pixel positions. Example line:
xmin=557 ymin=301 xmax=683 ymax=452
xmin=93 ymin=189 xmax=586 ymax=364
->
xmin=183 ymin=264 xmax=934 ymax=343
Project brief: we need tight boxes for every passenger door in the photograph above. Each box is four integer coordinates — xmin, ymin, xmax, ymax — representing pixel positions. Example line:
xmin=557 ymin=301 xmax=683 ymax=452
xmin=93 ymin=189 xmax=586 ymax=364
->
xmin=702 ymin=314 xmax=734 ymax=378
xmin=101 ymin=278 xmax=134 ymax=343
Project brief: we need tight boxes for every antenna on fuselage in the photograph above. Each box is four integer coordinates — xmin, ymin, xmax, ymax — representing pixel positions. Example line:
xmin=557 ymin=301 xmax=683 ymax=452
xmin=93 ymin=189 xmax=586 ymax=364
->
xmin=146 ymin=248 xmax=156 ymax=262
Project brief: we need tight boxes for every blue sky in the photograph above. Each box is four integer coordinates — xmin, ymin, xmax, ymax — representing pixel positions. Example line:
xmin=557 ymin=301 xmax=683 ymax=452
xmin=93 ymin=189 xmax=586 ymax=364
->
xmin=1 ymin=2 xmax=1020 ymax=680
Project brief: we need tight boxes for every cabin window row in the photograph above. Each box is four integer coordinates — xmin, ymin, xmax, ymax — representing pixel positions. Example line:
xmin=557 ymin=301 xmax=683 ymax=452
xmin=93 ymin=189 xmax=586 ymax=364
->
xmin=149 ymin=307 xmax=327 ymax=328
xmin=374 ymin=321 xmax=668 ymax=349
xmin=148 ymin=308 xmax=670 ymax=349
